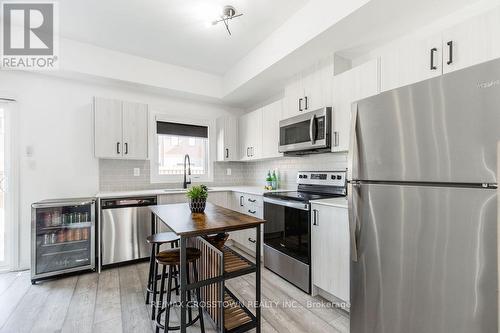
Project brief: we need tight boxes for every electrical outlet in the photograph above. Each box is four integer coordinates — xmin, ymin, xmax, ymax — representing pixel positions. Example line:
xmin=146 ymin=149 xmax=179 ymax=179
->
xmin=226 ymin=168 xmax=232 ymax=176
xmin=133 ymin=168 xmax=140 ymax=177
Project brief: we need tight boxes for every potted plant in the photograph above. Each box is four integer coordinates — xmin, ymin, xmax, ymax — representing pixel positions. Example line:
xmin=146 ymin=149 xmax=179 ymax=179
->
xmin=186 ymin=184 xmax=208 ymax=213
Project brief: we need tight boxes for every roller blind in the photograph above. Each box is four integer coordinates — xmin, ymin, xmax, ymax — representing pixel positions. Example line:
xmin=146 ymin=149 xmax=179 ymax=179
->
xmin=156 ymin=121 xmax=208 ymax=138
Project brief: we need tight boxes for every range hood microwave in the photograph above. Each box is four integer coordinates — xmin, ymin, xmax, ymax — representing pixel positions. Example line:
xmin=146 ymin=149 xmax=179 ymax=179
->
xmin=278 ymin=107 xmax=332 ymax=155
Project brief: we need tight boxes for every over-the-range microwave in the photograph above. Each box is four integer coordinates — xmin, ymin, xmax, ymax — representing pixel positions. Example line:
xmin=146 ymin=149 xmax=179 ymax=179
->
xmin=278 ymin=107 xmax=332 ymax=154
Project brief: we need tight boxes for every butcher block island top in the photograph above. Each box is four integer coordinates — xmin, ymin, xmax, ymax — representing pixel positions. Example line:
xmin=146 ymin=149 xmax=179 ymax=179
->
xmin=149 ymin=202 xmax=265 ymax=236
xmin=149 ymin=202 xmax=264 ymax=333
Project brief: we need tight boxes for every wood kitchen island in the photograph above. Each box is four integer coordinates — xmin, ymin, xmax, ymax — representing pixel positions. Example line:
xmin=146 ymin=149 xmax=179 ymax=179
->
xmin=149 ymin=202 xmax=264 ymax=333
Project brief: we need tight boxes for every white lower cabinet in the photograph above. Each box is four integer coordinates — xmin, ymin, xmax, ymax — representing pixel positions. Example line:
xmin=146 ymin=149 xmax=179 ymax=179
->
xmin=311 ymin=203 xmax=349 ymax=302
xmin=228 ymin=192 xmax=263 ymax=255
xmin=207 ymin=191 xmax=228 ymax=208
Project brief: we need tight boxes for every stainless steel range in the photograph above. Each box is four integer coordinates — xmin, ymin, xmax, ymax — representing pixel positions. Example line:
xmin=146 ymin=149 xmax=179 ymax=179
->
xmin=263 ymin=170 xmax=347 ymax=293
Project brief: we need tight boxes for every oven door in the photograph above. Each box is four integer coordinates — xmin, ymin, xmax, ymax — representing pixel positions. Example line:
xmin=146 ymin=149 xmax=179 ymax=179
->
xmin=279 ymin=108 xmax=331 ymax=153
xmin=263 ymin=198 xmax=310 ymax=264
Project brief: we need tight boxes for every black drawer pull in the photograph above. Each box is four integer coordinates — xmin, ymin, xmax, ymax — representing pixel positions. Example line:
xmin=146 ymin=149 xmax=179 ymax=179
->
xmin=247 ymin=198 xmax=256 ymax=203
xmin=248 ymin=209 xmax=256 ymax=214
xmin=248 ymin=238 xmax=256 ymax=244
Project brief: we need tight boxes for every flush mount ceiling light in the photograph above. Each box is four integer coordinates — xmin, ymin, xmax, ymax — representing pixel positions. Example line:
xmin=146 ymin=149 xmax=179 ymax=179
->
xmin=212 ymin=5 xmax=243 ymax=36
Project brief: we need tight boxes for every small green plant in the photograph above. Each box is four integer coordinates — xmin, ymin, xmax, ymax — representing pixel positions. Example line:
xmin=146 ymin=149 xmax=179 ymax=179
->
xmin=186 ymin=185 xmax=208 ymax=200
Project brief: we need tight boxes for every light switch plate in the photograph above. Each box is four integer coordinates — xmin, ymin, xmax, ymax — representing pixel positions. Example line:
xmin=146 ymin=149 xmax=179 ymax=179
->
xmin=226 ymin=168 xmax=232 ymax=176
xmin=133 ymin=168 xmax=140 ymax=176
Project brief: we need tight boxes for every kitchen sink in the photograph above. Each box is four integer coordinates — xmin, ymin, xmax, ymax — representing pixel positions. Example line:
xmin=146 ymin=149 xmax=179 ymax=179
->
xmin=163 ymin=188 xmax=213 ymax=193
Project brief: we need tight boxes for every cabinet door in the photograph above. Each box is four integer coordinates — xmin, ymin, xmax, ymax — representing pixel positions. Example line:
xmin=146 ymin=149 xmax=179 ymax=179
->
xmin=283 ymin=75 xmax=305 ymax=119
xmin=246 ymin=109 xmax=263 ymax=160
xmin=261 ymin=100 xmax=283 ymax=159
xmin=238 ymin=113 xmax=250 ymax=161
xmin=94 ymin=97 xmax=123 ymax=158
xmin=303 ymin=60 xmax=334 ymax=111
xmin=122 ymin=101 xmax=148 ymax=160
xmin=216 ymin=116 xmax=238 ymax=162
xmin=311 ymin=204 xmax=349 ymax=302
xmin=332 ymin=59 xmax=380 ymax=152
xmin=207 ymin=191 xmax=228 ymax=208
xmin=442 ymin=7 xmax=500 ymax=74
xmin=380 ymin=34 xmax=442 ymax=92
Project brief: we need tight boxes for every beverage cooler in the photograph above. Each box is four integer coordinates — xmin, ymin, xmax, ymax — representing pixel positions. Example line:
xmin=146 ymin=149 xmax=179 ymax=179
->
xmin=31 ymin=197 xmax=96 ymax=284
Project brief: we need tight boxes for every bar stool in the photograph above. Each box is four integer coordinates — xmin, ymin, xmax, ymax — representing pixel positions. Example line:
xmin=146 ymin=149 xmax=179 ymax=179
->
xmin=155 ymin=247 xmax=205 ymax=333
xmin=146 ymin=232 xmax=180 ymax=320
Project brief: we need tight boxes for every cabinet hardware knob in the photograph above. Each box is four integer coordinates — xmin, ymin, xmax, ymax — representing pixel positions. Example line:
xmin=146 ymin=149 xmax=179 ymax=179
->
xmin=116 ymin=142 xmax=120 ymax=154
xmin=248 ymin=209 xmax=256 ymax=214
xmin=248 ymin=238 xmax=256 ymax=243
xmin=447 ymin=41 xmax=453 ymax=65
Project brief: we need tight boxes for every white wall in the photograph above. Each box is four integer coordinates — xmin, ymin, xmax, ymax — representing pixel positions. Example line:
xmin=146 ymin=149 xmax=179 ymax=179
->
xmin=0 ymin=71 xmax=240 ymax=269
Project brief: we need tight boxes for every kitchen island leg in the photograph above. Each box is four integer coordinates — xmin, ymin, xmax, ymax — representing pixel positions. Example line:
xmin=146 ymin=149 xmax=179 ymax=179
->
xmin=180 ymin=236 xmax=187 ymax=333
xmin=256 ymin=224 xmax=261 ymax=333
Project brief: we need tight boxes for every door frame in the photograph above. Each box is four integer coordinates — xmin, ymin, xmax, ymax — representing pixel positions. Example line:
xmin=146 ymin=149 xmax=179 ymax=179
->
xmin=0 ymin=98 xmax=20 ymax=272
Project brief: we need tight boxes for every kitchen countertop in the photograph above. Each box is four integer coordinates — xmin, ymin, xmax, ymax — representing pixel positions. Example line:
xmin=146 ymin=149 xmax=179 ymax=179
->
xmin=310 ymin=197 xmax=348 ymax=209
xmin=95 ymin=186 xmax=293 ymax=199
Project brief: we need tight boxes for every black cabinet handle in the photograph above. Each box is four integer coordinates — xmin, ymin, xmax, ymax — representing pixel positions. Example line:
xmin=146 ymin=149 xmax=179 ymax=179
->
xmin=248 ymin=198 xmax=256 ymax=203
xmin=240 ymin=196 xmax=244 ymax=207
xmin=430 ymin=48 xmax=438 ymax=70
xmin=312 ymin=209 xmax=319 ymax=226
xmin=299 ymin=98 xmax=303 ymax=112
xmin=304 ymin=96 xmax=308 ymax=110
xmin=225 ymin=148 xmax=229 ymax=159
xmin=248 ymin=238 xmax=256 ymax=244
xmin=124 ymin=142 xmax=128 ymax=155
xmin=248 ymin=209 xmax=256 ymax=214
xmin=116 ymin=142 xmax=120 ymax=154
xmin=246 ymin=147 xmax=250 ymax=157
xmin=447 ymin=41 xmax=453 ymax=65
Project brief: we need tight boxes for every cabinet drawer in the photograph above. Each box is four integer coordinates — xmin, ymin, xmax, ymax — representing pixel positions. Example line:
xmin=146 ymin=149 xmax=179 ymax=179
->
xmin=245 ymin=194 xmax=263 ymax=208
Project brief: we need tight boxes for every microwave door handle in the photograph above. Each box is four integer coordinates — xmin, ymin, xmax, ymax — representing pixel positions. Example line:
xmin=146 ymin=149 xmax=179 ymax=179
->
xmin=309 ymin=115 xmax=316 ymax=144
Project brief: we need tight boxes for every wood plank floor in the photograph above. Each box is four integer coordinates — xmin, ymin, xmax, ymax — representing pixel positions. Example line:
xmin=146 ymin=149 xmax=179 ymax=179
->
xmin=0 ymin=254 xmax=349 ymax=333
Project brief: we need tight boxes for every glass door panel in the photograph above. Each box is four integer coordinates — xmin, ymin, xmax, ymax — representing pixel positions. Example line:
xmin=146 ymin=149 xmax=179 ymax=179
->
xmin=35 ymin=204 xmax=93 ymax=275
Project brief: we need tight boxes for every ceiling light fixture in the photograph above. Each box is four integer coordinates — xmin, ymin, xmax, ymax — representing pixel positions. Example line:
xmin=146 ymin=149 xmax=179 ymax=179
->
xmin=212 ymin=5 xmax=243 ymax=36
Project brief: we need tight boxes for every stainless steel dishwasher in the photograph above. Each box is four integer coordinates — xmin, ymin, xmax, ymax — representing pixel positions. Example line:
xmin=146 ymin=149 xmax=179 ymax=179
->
xmin=99 ymin=196 xmax=157 ymax=268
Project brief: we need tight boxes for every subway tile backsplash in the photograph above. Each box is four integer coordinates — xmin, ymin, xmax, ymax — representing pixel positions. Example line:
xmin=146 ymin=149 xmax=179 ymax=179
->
xmin=98 ymin=153 xmax=347 ymax=191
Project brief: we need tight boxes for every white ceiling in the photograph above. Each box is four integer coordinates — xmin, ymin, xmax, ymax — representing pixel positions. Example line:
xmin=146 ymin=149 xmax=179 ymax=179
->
xmin=59 ymin=0 xmax=308 ymax=75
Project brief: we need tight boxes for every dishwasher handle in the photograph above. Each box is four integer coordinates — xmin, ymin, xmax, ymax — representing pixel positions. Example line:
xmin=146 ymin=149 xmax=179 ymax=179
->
xmin=101 ymin=197 xmax=157 ymax=209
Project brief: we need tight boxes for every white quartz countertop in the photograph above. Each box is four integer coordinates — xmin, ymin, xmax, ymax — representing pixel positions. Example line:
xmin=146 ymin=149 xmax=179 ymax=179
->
xmin=95 ymin=186 xmax=293 ymax=199
xmin=310 ymin=197 xmax=348 ymax=209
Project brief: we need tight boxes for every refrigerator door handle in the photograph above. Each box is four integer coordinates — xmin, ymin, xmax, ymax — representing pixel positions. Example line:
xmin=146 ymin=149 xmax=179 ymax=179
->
xmin=348 ymin=182 xmax=360 ymax=262
xmin=347 ymin=103 xmax=359 ymax=181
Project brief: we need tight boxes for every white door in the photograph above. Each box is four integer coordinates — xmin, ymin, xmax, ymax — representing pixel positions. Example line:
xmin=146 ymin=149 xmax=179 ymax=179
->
xmin=246 ymin=109 xmax=263 ymax=159
xmin=380 ymin=33 xmax=442 ymax=92
xmin=0 ymin=101 xmax=19 ymax=271
xmin=238 ymin=113 xmax=250 ymax=160
xmin=122 ymin=101 xmax=148 ymax=160
xmin=311 ymin=204 xmax=350 ymax=302
xmin=442 ymin=7 xmax=500 ymax=74
xmin=261 ymin=100 xmax=283 ymax=159
xmin=94 ymin=97 xmax=123 ymax=158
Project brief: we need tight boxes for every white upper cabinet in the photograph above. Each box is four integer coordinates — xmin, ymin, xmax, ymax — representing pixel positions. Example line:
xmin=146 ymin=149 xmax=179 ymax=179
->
xmin=261 ymin=99 xmax=283 ymax=159
xmin=332 ymin=59 xmax=380 ymax=152
xmin=283 ymin=58 xmax=334 ymax=119
xmin=122 ymin=102 xmax=148 ymax=160
xmin=94 ymin=97 xmax=123 ymax=159
xmin=94 ymin=97 xmax=148 ymax=160
xmin=442 ymin=6 xmax=500 ymax=74
xmin=380 ymin=33 xmax=442 ymax=92
xmin=239 ymin=108 xmax=263 ymax=161
xmin=381 ymin=7 xmax=500 ymax=92
xmin=311 ymin=203 xmax=349 ymax=302
xmin=216 ymin=115 xmax=239 ymax=162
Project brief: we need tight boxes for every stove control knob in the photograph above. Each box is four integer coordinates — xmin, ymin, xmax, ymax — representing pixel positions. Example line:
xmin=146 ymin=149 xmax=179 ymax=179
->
xmin=299 ymin=175 xmax=303 ymax=179
xmin=303 ymin=175 xmax=308 ymax=179
xmin=331 ymin=175 xmax=335 ymax=180
xmin=337 ymin=175 xmax=342 ymax=180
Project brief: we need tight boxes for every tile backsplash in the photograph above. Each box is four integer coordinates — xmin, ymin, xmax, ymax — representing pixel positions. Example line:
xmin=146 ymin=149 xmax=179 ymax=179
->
xmin=99 ymin=153 xmax=347 ymax=191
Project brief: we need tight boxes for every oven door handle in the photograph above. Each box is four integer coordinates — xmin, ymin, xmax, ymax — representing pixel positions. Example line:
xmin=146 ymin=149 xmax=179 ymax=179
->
xmin=263 ymin=197 xmax=310 ymax=211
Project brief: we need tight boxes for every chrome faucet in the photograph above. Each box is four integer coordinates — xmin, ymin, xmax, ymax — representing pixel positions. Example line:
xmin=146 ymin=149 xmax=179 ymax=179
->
xmin=183 ymin=154 xmax=191 ymax=189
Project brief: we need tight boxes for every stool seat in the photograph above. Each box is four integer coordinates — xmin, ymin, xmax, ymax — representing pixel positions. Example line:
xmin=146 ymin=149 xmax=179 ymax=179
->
xmin=156 ymin=248 xmax=201 ymax=265
xmin=147 ymin=232 xmax=179 ymax=244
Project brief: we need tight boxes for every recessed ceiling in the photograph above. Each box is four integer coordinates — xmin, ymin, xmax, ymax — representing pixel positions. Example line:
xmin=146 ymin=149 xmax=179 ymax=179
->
xmin=59 ymin=0 xmax=309 ymax=75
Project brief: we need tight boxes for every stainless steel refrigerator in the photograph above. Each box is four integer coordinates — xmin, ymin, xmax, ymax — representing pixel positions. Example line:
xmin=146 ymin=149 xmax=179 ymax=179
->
xmin=348 ymin=58 xmax=499 ymax=333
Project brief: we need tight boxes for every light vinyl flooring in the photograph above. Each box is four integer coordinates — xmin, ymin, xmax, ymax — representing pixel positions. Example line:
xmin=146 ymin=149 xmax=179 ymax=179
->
xmin=0 ymin=254 xmax=349 ymax=333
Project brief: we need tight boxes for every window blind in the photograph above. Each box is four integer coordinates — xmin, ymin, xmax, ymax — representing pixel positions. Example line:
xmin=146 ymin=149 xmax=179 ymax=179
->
xmin=156 ymin=121 xmax=208 ymax=138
